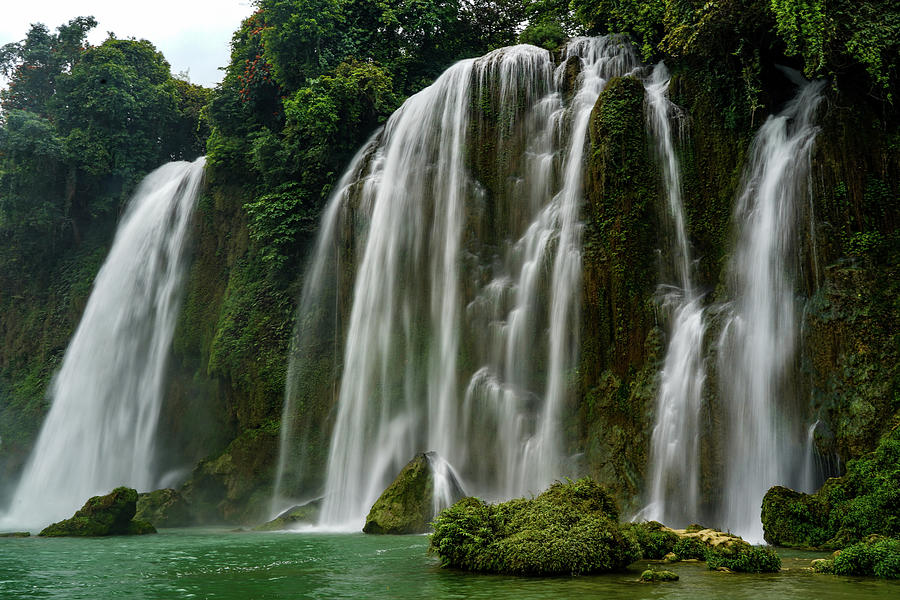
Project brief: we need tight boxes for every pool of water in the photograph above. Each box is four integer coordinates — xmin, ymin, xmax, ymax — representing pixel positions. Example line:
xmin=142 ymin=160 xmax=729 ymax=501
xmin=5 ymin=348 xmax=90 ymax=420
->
xmin=1 ymin=529 xmax=897 ymax=599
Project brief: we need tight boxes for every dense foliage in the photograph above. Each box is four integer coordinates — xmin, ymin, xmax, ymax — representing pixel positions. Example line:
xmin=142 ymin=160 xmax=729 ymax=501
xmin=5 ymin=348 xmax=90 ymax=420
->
xmin=762 ymin=424 xmax=900 ymax=549
xmin=813 ymin=536 xmax=900 ymax=579
xmin=430 ymin=478 xmax=640 ymax=575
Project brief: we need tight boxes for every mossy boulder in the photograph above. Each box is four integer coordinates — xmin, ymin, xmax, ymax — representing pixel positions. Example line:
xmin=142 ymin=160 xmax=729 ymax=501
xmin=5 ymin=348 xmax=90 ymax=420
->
xmin=364 ymin=452 xmax=463 ymax=534
xmin=762 ymin=424 xmax=900 ymax=550
xmin=761 ymin=485 xmax=830 ymax=548
xmin=430 ymin=478 xmax=641 ymax=575
xmin=640 ymin=568 xmax=679 ymax=582
xmin=38 ymin=487 xmax=156 ymax=537
xmin=135 ymin=488 xmax=192 ymax=528
xmin=254 ymin=498 xmax=321 ymax=531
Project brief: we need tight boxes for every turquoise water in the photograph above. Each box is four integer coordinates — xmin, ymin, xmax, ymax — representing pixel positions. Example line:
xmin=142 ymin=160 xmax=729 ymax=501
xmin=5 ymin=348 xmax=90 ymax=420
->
xmin=1 ymin=529 xmax=897 ymax=599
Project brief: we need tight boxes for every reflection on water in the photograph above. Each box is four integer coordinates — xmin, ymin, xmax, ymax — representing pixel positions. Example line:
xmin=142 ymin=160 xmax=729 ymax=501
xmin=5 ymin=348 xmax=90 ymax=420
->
xmin=1 ymin=530 xmax=897 ymax=599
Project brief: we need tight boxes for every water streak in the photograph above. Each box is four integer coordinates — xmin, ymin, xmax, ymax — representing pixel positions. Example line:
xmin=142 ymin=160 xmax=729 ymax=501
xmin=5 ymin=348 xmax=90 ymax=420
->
xmin=1 ymin=157 xmax=205 ymax=530
xmin=277 ymin=38 xmax=639 ymax=529
xmin=718 ymin=75 xmax=824 ymax=542
xmin=639 ymin=63 xmax=707 ymax=526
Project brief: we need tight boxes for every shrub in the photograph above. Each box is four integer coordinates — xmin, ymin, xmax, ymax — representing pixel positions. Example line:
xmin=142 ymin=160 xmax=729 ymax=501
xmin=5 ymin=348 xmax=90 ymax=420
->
xmin=621 ymin=521 xmax=679 ymax=559
xmin=705 ymin=545 xmax=782 ymax=573
xmin=430 ymin=478 xmax=640 ymax=575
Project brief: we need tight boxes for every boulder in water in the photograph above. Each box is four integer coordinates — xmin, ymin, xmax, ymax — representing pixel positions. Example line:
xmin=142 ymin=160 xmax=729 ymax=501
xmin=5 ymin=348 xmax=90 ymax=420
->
xmin=430 ymin=478 xmax=640 ymax=575
xmin=761 ymin=485 xmax=830 ymax=548
xmin=136 ymin=488 xmax=192 ymax=528
xmin=363 ymin=451 xmax=464 ymax=535
xmin=254 ymin=498 xmax=322 ymax=531
xmin=38 ymin=487 xmax=157 ymax=537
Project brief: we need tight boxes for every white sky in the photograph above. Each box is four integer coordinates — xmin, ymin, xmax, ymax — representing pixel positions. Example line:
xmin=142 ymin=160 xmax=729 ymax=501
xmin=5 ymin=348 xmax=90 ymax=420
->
xmin=1 ymin=1 xmax=255 ymax=88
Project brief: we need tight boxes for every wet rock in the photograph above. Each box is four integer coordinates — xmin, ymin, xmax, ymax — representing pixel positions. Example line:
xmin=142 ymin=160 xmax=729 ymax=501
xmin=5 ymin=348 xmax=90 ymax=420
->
xmin=38 ymin=487 xmax=157 ymax=537
xmin=364 ymin=452 xmax=464 ymax=535
xmin=254 ymin=498 xmax=321 ymax=531
xmin=136 ymin=488 xmax=192 ymax=528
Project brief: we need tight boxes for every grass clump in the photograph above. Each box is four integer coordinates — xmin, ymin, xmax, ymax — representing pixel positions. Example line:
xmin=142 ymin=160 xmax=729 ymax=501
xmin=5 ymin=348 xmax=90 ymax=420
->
xmin=430 ymin=478 xmax=640 ymax=575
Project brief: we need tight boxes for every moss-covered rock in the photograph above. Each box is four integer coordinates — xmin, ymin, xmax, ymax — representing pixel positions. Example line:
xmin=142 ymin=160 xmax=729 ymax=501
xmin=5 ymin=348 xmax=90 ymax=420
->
xmin=430 ymin=478 xmax=640 ymax=575
xmin=179 ymin=421 xmax=280 ymax=525
xmin=661 ymin=525 xmax=781 ymax=572
xmin=364 ymin=452 xmax=463 ymax=534
xmin=38 ymin=487 xmax=156 ymax=537
xmin=253 ymin=498 xmax=321 ymax=531
xmin=762 ymin=423 xmax=900 ymax=549
xmin=761 ymin=485 xmax=830 ymax=548
xmin=640 ymin=568 xmax=679 ymax=582
xmin=135 ymin=488 xmax=192 ymax=528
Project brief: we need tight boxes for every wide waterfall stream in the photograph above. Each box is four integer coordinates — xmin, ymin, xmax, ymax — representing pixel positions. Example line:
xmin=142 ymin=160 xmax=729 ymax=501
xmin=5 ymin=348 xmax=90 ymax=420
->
xmin=276 ymin=37 xmax=641 ymax=529
xmin=0 ymin=158 xmax=206 ymax=530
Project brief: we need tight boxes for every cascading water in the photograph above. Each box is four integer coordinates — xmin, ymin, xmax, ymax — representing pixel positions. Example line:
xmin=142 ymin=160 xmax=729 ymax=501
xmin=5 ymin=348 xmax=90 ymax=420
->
xmin=638 ymin=62 xmax=707 ymax=526
xmin=718 ymin=74 xmax=824 ymax=542
xmin=276 ymin=38 xmax=639 ymax=529
xmin=0 ymin=157 xmax=205 ymax=530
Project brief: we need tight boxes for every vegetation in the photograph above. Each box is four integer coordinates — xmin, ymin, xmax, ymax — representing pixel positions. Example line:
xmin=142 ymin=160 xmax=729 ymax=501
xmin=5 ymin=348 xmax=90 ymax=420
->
xmin=762 ymin=424 xmax=900 ymax=549
xmin=38 ymin=487 xmax=156 ymax=536
xmin=812 ymin=536 xmax=900 ymax=579
xmin=430 ymin=478 xmax=640 ymax=575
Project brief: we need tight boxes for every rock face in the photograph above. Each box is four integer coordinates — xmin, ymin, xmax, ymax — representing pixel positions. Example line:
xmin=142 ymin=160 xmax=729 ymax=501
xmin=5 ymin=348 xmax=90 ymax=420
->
xmin=363 ymin=452 xmax=463 ymax=535
xmin=761 ymin=485 xmax=830 ymax=548
xmin=136 ymin=488 xmax=192 ymax=528
xmin=39 ymin=487 xmax=157 ymax=537
xmin=254 ymin=498 xmax=321 ymax=531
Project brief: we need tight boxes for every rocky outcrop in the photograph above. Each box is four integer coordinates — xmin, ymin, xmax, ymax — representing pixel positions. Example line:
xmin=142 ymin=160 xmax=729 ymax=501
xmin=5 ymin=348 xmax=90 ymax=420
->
xmin=363 ymin=452 xmax=464 ymax=535
xmin=39 ymin=487 xmax=156 ymax=537
xmin=135 ymin=488 xmax=192 ymax=528
xmin=254 ymin=498 xmax=321 ymax=531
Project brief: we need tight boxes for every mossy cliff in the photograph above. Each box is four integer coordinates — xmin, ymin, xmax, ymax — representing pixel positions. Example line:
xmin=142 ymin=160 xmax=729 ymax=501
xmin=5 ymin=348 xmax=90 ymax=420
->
xmin=578 ymin=75 xmax=661 ymax=513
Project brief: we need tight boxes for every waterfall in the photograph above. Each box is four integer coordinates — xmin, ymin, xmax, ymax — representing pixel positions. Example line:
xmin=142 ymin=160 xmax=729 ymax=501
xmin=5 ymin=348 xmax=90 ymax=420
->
xmin=638 ymin=62 xmax=707 ymax=526
xmin=276 ymin=38 xmax=639 ymax=530
xmin=718 ymin=74 xmax=824 ymax=542
xmin=1 ymin=157 xmax=205 ymax=530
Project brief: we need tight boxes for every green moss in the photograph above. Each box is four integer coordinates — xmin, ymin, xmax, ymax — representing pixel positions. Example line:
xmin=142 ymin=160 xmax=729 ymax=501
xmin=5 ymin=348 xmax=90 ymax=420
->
xmin=622 ymin=521 xmax=679 ymax=559
xmin=705 ymin=545 xmax=781 ymax=573
xmin=38 ymin=487 xmax=156 ymax=537
xmin=135 ymin=488 xmax=192 ymax=528
xmin=814 ymin=536 xmax=900 ymax=579
xmin=430 ymin=478 xmax=640 ymax=575
xmin=364 ymin=453 xmax=434 ymax=535
xmin=640 ymin=568 xmax=679 ymax=582
xmin=672 ymin=536 xmax=707 ymax=560
xmin=761 ymin=485 xmax=831 ymax=548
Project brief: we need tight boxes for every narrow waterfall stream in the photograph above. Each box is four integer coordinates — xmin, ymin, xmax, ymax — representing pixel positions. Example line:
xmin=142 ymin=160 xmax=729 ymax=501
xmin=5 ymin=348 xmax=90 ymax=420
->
xmin=718 ymin=75 xmax=825 ymax=542
xmin=276 ymin=38 xmax=640 ymax=529
xmin=639 ymin=62 xmax=707 ymax=526
xmin=1 ymin=158 xmax=205 ymax=530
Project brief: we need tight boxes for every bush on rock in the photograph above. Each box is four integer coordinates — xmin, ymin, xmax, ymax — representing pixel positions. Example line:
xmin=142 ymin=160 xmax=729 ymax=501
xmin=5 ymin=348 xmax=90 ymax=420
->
xmin=429 ymin=478 xmax=640 ymax=575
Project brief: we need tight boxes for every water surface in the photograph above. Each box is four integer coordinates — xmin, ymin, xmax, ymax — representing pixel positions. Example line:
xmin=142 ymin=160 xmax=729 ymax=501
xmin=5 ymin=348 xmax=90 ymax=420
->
xmin=1 ymin=530 xmax=896 ymax=599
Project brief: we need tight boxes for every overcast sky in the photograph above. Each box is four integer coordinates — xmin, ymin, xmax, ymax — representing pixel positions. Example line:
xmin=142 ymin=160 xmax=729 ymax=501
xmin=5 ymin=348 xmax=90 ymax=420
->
xmin=1 ymin=1 xmax=255 ymax=88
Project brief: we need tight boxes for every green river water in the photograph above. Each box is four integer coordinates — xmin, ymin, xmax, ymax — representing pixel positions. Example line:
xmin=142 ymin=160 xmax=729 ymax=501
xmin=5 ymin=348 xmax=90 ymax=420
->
xmin=1 ymin=529 xmax=897 ymax=599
